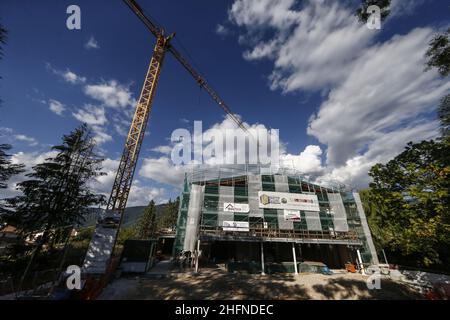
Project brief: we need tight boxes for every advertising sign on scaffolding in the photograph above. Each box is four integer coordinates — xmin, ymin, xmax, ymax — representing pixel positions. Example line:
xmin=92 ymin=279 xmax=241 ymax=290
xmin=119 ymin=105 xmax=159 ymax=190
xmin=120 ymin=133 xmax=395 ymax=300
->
xmin=222 ymin=221 xmax=250 ymax=232
xmin=223 ymin=202 xmax=250 ymax=213
xmin=258 ymin=191 xmax=320 ymax=211
xmin=284 ymin=209 xmax=301 ymax=221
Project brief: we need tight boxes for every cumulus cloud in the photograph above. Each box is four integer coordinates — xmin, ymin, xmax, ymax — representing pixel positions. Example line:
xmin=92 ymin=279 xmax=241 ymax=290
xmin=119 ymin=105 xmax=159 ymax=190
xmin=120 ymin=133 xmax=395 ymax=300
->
xmin=315 ymin=120 xmax=439 ymax=188
xmin=139 ymin=117 xmax=283 ymax=186
xmin=308 ymin=28 xmax=450 ymax=167
xmin=228 ymin=0 xmax=449 ymax=188
xmin=1 ymin=150 xmax=58 ymax=198
xmin=229 ymin=0 xmax=374 ymax=92
xmin=72 ymin=105 xmax=107 ymax=126
xmin=151 ymin=145 xmax=173 ymax=155
xmin=84 ymin=80 xmax=135 ymax=109
xmin=0 ymin=127 xmax=39 ymax=147
xmin=72 ymin=105 xmax=112 ymax=145
xmin=89 ymin=158 xmax=167 ymax=206
xmin=48 ymin=99 xmax=65 ymax=116
xmin=280 ymin=145 xmax=324 ymax=174
xmin=13 ymin=134 xmax=39 ymax=146
xmin=139 ymin=156 xmax=186 ymax=186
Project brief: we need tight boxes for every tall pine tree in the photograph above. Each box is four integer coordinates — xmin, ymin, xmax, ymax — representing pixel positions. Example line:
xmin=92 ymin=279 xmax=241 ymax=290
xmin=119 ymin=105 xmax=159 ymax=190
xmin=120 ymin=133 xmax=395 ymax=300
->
xmin=135 ymin=200 xmax=157 ymax=239
xmin=5 ymin=124 xmax=106 ymax=243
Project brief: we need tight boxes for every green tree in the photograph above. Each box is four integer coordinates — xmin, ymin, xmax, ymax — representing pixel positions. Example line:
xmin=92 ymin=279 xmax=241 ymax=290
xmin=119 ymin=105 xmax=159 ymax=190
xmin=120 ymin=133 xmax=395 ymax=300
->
xmin=0 ymin=144 xmax=25 ymax=216
xmin=135 ymin=200 xmax=157 ymax=239
xmin=158 ymin=197 xmax=179 ymax=230
xmin=365 ymin=140 xmax=450 ymax=269
xmin=117 ymin=227 xmax=137 ymax=246
xmin=425 ymin=28 xmax=450 ymax=77
xmin=5 ymin=124 xmax=106 ymax=244
xmin=0 ymin=144 xmax=25 ymax=190
xmin=438 ymin=94 xmax=450 ymax=138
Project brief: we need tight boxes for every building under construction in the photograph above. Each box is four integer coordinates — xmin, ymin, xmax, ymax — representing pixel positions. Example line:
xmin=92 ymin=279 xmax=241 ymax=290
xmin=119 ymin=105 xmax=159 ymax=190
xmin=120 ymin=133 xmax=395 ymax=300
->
xmin=174 ymin=165 xmax=379 ymax=273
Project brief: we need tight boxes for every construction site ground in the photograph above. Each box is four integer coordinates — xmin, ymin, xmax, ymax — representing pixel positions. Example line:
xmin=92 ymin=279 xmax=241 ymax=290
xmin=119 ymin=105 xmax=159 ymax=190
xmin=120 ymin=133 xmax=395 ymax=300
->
xmin=98 ymin=265 xmax=422 ymax=300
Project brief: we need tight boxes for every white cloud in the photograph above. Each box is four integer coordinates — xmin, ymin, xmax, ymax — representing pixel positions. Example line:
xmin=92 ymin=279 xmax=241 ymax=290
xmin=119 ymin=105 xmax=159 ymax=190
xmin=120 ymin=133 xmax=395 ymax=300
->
xmin=390 ymin=0 xmax=428 ymax=17
xmin=1 ymin=150 xmax=58 ymax=198
xmin=139 ymin=157 xmax=186 ymax=186
xmin=229 ymin=0 xmax=300 ymax=31
xmin=72 ymin=105 xmax=107 ymax=126
xmin=128 ymin=182 xmax=166 ymax=206
xmin=91 ymin=127 xmax=113 ymax=145
xmin=14 ymin=134 xmax=38 ymax=146
xmin=230 ymin=0 xmax=375 ymax=92
xmin=85 ymin=36 xmax=100 ymax=50
xmin=72 ymin=105 xmax=112 ymax=145
xmin=151 ymin=145 xmax=173 ymax=155
xmin=2 ymin=151 xmax=166 ymax=206
xmin=48 ymin=99 xmax=65 ymax=116
xmin=0 ymin=127 xmax=39 ymax=147
xmin=88 ymin=158 xmax=167 ymax=206
xmin=84 ymin=80 xmax=135 ymax=109
xmin=228 ymin=0 xmax=450 ymax=188
xmin=307 ymin=28 xmax=450 ymax=167
xmin=280 ymin=145 xmax=324 ymax=174
xmin=46 ymin=63 xmax=86 ymax=84
xmin=138 ymin=117 xmax=280 ymax=186
xmin=315 ymin=120 xmax=439 ymax=188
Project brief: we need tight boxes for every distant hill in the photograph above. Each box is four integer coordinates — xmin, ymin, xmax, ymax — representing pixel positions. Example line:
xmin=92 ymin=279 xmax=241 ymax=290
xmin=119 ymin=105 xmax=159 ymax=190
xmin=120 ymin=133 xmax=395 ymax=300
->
xmin=80 ymin=204 xmax=170 ymax=228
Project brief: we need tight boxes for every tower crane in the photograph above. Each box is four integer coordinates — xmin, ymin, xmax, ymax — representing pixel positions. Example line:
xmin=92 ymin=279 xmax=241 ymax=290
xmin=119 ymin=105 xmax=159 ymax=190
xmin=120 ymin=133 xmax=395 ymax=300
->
xmin=82 ymin=0 xmax=249 ymax=276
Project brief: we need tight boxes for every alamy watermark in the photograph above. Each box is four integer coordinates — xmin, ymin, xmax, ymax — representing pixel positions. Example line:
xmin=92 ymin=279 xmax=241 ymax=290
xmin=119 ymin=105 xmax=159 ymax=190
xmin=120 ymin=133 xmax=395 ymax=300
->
xmin=65 ymin=265 xmax=81 ymax=290
xmin=366 ymin=5 xmax=381 ymax=30
xmin=66 ymin=5 xmax=81 ymax=30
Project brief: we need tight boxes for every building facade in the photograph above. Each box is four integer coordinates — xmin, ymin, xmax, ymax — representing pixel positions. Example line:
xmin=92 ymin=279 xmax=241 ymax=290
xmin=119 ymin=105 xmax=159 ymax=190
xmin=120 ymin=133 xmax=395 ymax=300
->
xmin=174 ymin=166 xmax=379 ymax=271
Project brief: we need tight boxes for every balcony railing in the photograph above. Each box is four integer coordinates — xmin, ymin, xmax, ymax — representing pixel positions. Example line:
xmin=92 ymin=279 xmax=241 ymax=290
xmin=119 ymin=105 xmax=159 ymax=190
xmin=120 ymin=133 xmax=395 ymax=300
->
xmin=198 ymin=225 xmax=359 ymax=242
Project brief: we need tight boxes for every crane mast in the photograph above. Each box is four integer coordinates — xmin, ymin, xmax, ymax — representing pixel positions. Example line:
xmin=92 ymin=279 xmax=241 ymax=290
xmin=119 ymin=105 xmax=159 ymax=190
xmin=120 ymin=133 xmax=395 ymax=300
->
xmin=107 ymin=34 xmax=171 ymax=215
xmin=82 ymin=0 xmax=249 ymax=278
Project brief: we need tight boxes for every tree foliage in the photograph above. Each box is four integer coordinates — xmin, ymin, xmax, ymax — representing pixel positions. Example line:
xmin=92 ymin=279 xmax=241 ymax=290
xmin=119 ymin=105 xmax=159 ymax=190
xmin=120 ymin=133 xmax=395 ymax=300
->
xmin=158 ymin=197 xmax=179 ymax=230
xmin=134 ymin=200 xmax=157 ymax=239
xmin=363 ymin=139 xmax=450 ymax=269
xmin=0 ymin=144 xmax=24 ymax=190
xmin=0 ymin=144 xmax=25 ymax=217
xmin=425 ymin=28 xmax=450 ymax=77
xmin=4 ymin=125 xmax=106 ymax=241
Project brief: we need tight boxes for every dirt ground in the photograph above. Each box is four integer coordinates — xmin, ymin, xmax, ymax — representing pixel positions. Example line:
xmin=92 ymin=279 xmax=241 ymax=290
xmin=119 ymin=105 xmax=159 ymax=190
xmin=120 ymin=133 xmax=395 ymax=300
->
xmin=98 ymin=268 xmax=422 ymax=300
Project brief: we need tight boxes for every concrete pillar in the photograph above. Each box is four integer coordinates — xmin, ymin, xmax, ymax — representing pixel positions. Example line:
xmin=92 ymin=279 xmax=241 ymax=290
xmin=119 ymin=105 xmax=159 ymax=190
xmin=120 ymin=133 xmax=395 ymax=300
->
xmin=260 ymin=241 xmax=265 ymax=275
xmin=357 ymin=249 xmax=365 ymax=274
xmin=292 ymin=242 xmax=298 ymax=274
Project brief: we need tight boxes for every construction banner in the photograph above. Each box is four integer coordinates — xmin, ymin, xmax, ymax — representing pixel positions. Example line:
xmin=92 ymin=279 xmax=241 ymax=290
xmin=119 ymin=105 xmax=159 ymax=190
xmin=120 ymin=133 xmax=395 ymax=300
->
xmin=258 ymin=191 xmax=320 ymax=211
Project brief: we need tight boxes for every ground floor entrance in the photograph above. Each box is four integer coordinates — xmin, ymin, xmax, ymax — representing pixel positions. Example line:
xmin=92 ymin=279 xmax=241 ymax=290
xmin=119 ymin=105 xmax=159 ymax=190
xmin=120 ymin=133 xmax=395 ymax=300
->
xmin=199 ymin=240 xmax=358 ymax=271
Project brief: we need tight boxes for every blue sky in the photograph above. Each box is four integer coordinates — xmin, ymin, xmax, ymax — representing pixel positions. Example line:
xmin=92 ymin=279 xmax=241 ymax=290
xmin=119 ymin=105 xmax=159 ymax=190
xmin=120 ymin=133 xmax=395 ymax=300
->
xmin=0 ymin=0 xmax=449 ymax=206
